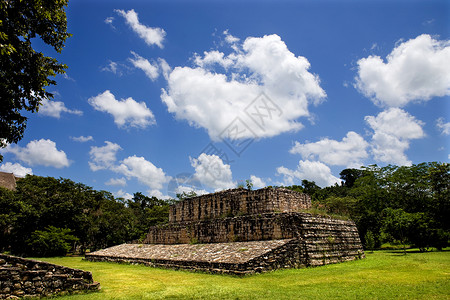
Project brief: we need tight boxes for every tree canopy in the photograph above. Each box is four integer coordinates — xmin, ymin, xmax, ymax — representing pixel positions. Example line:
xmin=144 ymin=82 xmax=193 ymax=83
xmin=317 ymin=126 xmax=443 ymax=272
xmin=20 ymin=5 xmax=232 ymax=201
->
xmin=0 ymin=0 xmax=70 ymax=161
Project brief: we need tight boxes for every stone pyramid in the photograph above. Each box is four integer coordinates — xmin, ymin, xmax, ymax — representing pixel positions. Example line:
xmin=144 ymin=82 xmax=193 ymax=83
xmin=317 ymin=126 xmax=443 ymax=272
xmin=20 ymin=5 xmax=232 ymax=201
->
xmin=86 ymin=187 xmax=364 ymax=275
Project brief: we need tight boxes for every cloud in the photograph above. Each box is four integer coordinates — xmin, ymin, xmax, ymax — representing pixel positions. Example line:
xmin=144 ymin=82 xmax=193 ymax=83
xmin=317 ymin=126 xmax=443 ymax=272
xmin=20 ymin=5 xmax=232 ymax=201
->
xmin=39 ymin=99 xmax=82 ymax=118
xmin=290 ymin=131 xmax=369 ymax=168
xmin=355 ymin=34 xmax=450 ymax=107
xmin=129 ymin=51 xmax=159 ymax=80
xmin=158 ymin=58 xmax=171 ymax=80
xmin=250 ymin=175 xmax=265 ymax=189
xmin=190 ymin=153 xmax=234 ymax=191
xmin=105 ymin=177 xmax=127 ymax=187
xmin=277 ymin=160 xmax=341 ymax=188
xmin=115 ymin=9 xmax=166 ymax=48
xmin=0 ymin=162 xmax=33 ymax=177
xmin=172 ymin=184 xmax=208 ymax=197
xmin=89 ymin=141 xmax=122 ymax=171
xmin=161 ymin=33 xmax=326 ymax=140
xmin=105 ymin=16 xmax=114 ymax=25
xmin=114 ymin=189 xmax=133 ymax=200
xmin=89 ymin=142 xmax=171 ymax=197
xmin=365 ymin=108 xmax=425 ymax=166
xmin=436 ymin=117 xmax=450 ymax=135
xmin=115 ymin=155 xmax=171 ymax=190
xmin=71 ymin=136 xmax=93 ymax=143
xmin=223 ymin=29 xmax=239 ymax=44
xmin=102 ymin=61 xmax=124 ymax=76
xmin=88 ymin=90 xmax=156 ymax=129
xmin=4 ymin=139 xmax=70 ymax=168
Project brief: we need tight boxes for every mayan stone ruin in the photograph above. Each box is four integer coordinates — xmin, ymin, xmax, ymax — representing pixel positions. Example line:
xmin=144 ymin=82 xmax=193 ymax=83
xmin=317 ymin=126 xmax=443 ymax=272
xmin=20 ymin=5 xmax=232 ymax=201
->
xmin=0 ymin=254 xmax=99 ymax=299
xmin=86 ymin=187 xmax=365 ymax=275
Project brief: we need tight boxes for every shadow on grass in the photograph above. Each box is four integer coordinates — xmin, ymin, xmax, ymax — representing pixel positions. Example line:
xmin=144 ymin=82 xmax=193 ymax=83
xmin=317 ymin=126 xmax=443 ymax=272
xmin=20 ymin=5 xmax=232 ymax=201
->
xmin=385 ymin=247 xmax=450 ymax=255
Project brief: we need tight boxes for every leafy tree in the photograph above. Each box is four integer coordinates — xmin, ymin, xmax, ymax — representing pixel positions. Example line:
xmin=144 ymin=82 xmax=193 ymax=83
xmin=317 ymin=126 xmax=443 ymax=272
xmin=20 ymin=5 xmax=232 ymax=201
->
xmin=322 ymin=196 xmax=358 ymax=217
xmin=127 ymin=192 xmax=170 ymax=241
xmin=27 ymin=226 xmax=78 ymax=257
xmin=381 ymin=208 xmax=414 ymax=254
xmin=340 ymin=168 xmax=365 ymax=188
xmin=364 ymin=230 xmax=375 ymax=252
xmin=301 ymin=180 xmax=321 ymax=200
xmin=0 ymin=0 xmax=71 ymax=161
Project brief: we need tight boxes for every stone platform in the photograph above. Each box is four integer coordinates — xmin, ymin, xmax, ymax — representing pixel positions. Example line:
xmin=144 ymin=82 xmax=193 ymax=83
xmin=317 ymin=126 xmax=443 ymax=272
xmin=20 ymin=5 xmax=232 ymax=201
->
xmin=85 ymin=240 xmax=299 ymax=275
xmin=86 ymin=188 xmax=365 ymax=275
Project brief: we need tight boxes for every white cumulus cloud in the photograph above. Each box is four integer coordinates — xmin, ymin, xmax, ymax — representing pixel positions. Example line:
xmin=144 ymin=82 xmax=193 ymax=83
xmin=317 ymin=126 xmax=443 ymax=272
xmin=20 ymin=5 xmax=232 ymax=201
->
xmin=39 ymin=99 xmax=82 ymax=118
xmin=129 ymin=51 xmax=159 ymax=80
xmin=190 ymin=153 xmax=234 ymax=191
xmin=355 ymin=34 xmax=450 ymax=107
xmin=250 ymin=175 xmax=266 ymax=189
xmin=105 ymin=177 xmax=127 ymax=187
xmin=161 ymin=33 xmax=326 ymax=140
xmin=290 ymin=131 xmax=368 ymax=168
xmin=114 ymin=189 xmax=133 ymax=200
xmin=0 ymin=162 xmax=33 ymax=177
xmin=436 ymin=117 xmax=450 ymax=135
xmin=4 ymin=139 xmax=70 ymax=168
xmin=71 ymin=136 xmax=93 ymax=143
xmin=115 ymin=155 xmax=171 ymax=191
xmin=89 ymin=141 xmax=122 ymax=171
xmin=276 ymin=160 xmax=341 ymax=188
xmin=115 ymin=9 xmax=166 ymax=48
xmin=365 ymin=108 xmax=425 ymax=166
xmin=88 ymin=90 xmax=156 ymax=129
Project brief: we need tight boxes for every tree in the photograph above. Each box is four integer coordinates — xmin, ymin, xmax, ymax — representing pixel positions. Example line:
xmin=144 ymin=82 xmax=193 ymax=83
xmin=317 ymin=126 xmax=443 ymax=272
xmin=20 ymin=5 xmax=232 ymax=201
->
xmin=0 ymin=0 xmax=71 ymax=161
xmin=381 ymin=208 xmax=414 ymax=254
xmin=27 ymin=226 xmax=78 ymax=257
xmin=340 ymin=168 xmax=365 ymax=188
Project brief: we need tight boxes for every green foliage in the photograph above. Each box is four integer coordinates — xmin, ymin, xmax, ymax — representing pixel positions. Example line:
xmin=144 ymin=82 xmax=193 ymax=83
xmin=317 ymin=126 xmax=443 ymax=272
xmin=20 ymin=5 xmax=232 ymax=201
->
xmin=127 ymin=192 xmax=170 ymax=241
xmin=176 ymin=190 xmax=197 ymax=201
xmin=0 ymin=175 xmax=172 ymax=256
xmin=287 ymin=162 xmax=449 ymax=251
xmin=0 ymin=0 xmax=71 ymax=161
xmin=27 ymin=226 xmax=78 ymax=257
xmin=364 ymin=230 xmax=375 ymax=252
xmin=245 ymin=179 xmax=253 ymax=190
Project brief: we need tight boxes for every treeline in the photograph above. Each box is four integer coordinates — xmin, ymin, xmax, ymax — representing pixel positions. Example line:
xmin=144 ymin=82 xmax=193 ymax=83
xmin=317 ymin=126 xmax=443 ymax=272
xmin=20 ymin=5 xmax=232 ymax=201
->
xmin=0 ymin=176 xmax=174 ymax=256
xmin=286 ymin=162 xmax=449 ymax=251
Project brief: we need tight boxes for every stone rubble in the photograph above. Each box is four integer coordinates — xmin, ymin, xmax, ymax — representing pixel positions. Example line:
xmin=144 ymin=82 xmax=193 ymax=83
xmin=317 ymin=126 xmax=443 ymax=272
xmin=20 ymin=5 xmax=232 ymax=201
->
xmin=0 ymin=254 xmax=99 ymax=299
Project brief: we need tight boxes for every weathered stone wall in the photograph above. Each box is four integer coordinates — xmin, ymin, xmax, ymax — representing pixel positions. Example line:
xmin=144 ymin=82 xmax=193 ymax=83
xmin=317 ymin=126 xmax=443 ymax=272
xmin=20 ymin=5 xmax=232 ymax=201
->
xmin=0 ymin=254 xmax=99 ymax=299
xmin=144 ymin=212 xmax=360 ymax=246
xmin=169 ymin=187 xmax=311 ymax=222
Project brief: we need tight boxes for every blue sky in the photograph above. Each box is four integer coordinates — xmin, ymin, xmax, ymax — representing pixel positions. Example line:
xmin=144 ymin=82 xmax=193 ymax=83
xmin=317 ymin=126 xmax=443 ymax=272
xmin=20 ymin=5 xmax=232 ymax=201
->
xmin=1 ymin=0 xmax=449 ymax=199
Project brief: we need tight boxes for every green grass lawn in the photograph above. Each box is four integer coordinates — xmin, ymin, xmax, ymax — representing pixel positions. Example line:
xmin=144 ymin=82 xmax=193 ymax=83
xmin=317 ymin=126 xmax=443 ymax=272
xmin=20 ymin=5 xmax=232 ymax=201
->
xmin=35 ymin=249 xmax=450 ymax=300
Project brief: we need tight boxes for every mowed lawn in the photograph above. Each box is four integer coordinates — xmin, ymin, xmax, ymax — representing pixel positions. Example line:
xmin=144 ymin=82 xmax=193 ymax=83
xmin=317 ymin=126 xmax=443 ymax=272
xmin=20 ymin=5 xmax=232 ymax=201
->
xmin=36 ymin=250 xmax=450 ymax=300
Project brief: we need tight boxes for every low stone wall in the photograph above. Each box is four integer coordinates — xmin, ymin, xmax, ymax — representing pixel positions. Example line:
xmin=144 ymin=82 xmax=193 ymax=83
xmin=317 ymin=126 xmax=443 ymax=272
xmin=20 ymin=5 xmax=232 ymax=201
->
xmin=169 ymin=188 xmax=311 ymax=222
xmin=0 ymin=254 xmax=99 ymax=299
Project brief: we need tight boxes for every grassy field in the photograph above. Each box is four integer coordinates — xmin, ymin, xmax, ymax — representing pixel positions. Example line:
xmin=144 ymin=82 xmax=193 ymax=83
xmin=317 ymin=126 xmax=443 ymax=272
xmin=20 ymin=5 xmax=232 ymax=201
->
xmin=35 ymin=250 xmax=450 ymax=300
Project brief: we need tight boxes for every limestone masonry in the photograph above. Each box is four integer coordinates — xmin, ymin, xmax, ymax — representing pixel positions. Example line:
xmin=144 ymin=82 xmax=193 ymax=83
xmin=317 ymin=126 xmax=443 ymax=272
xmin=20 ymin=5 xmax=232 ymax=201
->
xmin=86 ymin=187 xmax=365 ymax=274
xmin=0 ymin=254 xmax=99 ymax=299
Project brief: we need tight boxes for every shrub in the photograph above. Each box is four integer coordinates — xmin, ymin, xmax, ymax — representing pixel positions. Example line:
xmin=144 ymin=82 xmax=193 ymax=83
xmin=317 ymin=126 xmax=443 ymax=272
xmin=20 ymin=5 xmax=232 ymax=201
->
xmin=27 ymin=226 xmax=78 ymax=257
